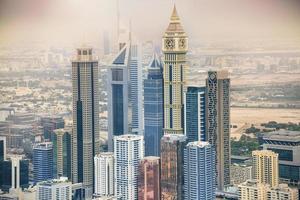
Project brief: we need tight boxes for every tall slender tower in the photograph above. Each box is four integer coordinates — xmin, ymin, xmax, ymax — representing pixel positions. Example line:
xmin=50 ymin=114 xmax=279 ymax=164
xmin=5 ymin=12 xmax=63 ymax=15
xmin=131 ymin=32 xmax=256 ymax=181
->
xmin=71 ymin=47 xmax=100 ymax=197
xmin=184 ymin=141 xmax=216 ymax=200
xmin=114 ymin=134 xmax=144 ymax=200
xmin=206 ymin=70 xmax=230 ymax=190
xmin=144 ymin=54 xmax=163 ymax=156
xmin=162 ymin=5 xmax=188 ymax=135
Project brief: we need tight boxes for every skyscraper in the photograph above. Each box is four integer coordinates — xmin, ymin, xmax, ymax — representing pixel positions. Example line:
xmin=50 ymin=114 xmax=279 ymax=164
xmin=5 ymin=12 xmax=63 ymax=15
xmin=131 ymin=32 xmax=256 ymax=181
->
xmin=108 ymin=41 xmax=143 ymax=150
xmin=206 ymin=70 xmax=231 ymax=190
xmin=184 ymin=141 xmax=216 ymax=200
xmin=129 ymin=44 xmax=143 ymax=135
xmin=107 ymin=43 xmax=131 ymax=151
xmin=94 ymin=152 xmax=114 ymax=197
xmin=40 ymin=116 xmax=65 ymax=140
xmin=184 ymin=86 xmax=206 ymax=142
xmin=71 ymin=47 xmax=100 ymax=196
xmin=114 ymin=134 xmax=144 ymax=200
xmin=0 ymin=137 xmax=6 ymax=161
xmin=252 ymin=150 xmax=279 ymax=188
xmin=36 ymin=177 xmax=72 ymax=200
xmin=162 ymin=5 xmax=188 ymax=135
xmin=138 ymin=156 xmax=161 ymax=200
xmin=160 ymin=134 xmax=187 ymax=200
xmin=144 ymin=54 xmax=163 ymax=156
xmin=33 ymin=142 xmax=53 ymax=183
xmin=0 ymin=155 xmax=29 ymax=192
xmin=52 ymin=128 xmax=71 ymax=180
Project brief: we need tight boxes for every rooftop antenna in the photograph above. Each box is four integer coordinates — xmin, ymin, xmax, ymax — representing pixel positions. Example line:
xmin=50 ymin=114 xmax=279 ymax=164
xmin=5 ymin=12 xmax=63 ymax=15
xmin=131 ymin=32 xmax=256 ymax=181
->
xmin=116 ymin=0 xmax=120 ymax=43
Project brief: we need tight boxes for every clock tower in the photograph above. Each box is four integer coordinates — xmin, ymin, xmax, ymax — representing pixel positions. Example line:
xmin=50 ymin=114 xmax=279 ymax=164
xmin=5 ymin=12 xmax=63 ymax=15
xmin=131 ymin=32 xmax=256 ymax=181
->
xmin=162 ymin=5 xmax=188 ymax=135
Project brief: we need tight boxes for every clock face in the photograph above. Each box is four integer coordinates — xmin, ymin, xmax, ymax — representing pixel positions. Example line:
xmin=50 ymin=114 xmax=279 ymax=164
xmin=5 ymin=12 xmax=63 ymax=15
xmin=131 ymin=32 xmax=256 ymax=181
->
xmin=179 ymin=39 xmax=186 ymax=49
xmin=209 ymin=73 xmax=216 ymax=80
xmin=165 ymin=39 xmax=175 ymax=50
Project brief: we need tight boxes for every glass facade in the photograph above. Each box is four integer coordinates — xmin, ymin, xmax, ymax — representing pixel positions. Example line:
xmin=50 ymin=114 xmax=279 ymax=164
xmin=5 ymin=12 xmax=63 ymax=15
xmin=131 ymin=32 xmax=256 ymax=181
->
xmin=0 ymin=139 xmax=4 ymax=161
xmin=160 ymin=135 xmax=187 ymax=200
xmin=33 ymin=142 xmax=53 ymax=183
xmin=138 ymin=157 xmax=160 ymax=200
xmin=267 ymin=148 xmax=293 ymax=161
xmin=279 ymin=164 xmax=300 ymax=182
xmin=112 ymin=84 xmax=124 ymax=136
xmin=184 ymin=86 xmax=206 ymax=142
xmin=144 ymin=61 xmax=163 ymax=157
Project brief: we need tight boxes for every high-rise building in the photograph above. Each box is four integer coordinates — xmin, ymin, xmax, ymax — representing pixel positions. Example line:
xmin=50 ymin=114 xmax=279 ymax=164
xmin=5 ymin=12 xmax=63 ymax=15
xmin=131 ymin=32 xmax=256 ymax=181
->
xmin=36 ymin=177 xmax=72 ymax=200
xmin=52 ymin=128 xmax=71 ymax=180
xmin=114 ymin=134 xmax=144 ymax=200
xmin=184 ymin=141 xmax=216 ymax=200
xmin=40 ymin=116 xmax=65 ymax=140
xmin=0 ymin=155 xmax=29 ymax=192
xmin=107 ymin=43 xmax=131 ymax=151
xmin=184 ymin=86 xmax=206 ymax=142
xmin=94 ymin=152 xmax=114 ymax=197
xmin=144 ymin=54 xmax=163 ymax=156
xmin=160 ymin=134 xmax=187 ymax=200
xmin=71 ymin=47 xmax=100 ymax=196
xmin=0 ymin=137 xmax=6 ymax=161
xmin=33 ymin=142 xmax=53 ymax=183
xmin=252 ymin=150 xmax=279 ymax=188
xmin=129 ymin=44 xmax=143 ymax=136
xmin=138 ymin=156 xmax=161 ymax=200
xmin=238 ymin=180 xmax=299 ymax=200
xmin=206 ymin=70 xmax=231 ymax=190
xmin=162 ymin=5 xmax=188 ymax=135
xmin=262 ymin=130 xmax=300 ymax=187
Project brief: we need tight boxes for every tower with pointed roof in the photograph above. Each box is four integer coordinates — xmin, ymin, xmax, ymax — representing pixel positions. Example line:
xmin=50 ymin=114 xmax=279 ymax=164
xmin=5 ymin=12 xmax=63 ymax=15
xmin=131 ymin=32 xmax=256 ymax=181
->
xmin=162 ymin=5 xmax=188 ymax=135
xmin=144 ymin=53 xmax=163 ymax=156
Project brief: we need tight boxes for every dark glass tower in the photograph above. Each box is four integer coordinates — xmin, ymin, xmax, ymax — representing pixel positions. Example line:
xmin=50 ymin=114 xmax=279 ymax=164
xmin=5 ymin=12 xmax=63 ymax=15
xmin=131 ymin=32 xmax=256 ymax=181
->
xmin=144 ymin=54 xmax=163 ymax=156
xmin=184 ymin=86 xmax=206 ymax=142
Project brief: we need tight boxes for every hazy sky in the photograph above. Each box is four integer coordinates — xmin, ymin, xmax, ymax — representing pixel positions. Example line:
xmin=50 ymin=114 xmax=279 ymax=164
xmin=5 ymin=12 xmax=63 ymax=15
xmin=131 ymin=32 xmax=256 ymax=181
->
xmin=0 ymin=0 xmax=299 ymax=47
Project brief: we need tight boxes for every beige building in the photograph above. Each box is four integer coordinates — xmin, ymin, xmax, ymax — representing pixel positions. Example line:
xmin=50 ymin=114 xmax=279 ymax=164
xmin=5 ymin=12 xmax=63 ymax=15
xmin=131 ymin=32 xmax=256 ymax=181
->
xmin=238 ymin=180 xmax=299 ymax=200
xmin=266 ymin=184 xmax=299 ymax=200
xmin=238 ymin=180 xmax=267 ymax=200
xmin=162 ymin=5 xmax=188 ymax=135
xmin=252 ymin=150 xmax=279 ymax=187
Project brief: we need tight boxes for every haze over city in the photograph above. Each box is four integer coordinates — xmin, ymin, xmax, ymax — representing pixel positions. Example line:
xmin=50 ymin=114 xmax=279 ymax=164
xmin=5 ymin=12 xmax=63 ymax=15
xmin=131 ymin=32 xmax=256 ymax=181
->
xmin=0 ymin=0 xmax=299 ymax=200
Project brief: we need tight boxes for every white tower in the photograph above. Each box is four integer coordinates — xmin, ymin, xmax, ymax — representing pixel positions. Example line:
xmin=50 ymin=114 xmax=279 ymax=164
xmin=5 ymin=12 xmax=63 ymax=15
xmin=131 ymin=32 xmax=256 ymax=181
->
xmin=94 ymin=152 xmax=114 ymax=197
xmin=114 ymin=134 xmax=144 ymax=200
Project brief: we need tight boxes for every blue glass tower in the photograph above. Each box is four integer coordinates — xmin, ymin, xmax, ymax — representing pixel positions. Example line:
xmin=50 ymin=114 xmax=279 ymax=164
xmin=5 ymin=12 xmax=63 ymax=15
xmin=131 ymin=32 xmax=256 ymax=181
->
xmin=184 ymin=86 xmax=206 ymax=142
xmin=33 ymin=142 xmax=53 ymax=183
xmin=144 ymin=54 xmax=163 ymax=156
xmin=184 ymin=141 xmax=216 ymax=200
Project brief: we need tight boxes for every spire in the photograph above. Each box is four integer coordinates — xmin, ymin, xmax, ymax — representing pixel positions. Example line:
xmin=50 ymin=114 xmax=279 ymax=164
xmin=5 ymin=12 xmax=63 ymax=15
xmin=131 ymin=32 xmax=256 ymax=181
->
xmin=170 ymin=5 xmax=180 ymax=22
xmin=165 ymin=4 xmax=185 ymax=33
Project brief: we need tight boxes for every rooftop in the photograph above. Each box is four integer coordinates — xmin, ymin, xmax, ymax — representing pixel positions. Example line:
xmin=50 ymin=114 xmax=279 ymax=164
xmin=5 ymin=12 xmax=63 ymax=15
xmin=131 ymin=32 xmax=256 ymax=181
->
xmin=263 ymin=130 xmax=300 ymax=142
xmin=187 ymin=141 xmax=211 ymax=148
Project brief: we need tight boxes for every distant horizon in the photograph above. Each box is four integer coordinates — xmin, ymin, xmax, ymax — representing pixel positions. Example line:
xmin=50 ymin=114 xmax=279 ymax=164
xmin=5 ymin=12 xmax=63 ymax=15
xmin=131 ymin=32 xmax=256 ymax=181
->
xmin=0 ymin=0 xmax=300 ymax=47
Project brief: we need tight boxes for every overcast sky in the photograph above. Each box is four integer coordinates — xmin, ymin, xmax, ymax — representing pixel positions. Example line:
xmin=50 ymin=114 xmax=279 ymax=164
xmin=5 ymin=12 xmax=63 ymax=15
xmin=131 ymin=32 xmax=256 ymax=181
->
xmin=0 ymin=0 xmax=299 ymax=47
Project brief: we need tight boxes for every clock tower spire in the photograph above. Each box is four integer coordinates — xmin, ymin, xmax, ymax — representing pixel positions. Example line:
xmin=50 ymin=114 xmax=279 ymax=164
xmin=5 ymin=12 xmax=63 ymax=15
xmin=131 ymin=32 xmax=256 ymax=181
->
xmin=162 ymin=5 xmax=188 ymax=135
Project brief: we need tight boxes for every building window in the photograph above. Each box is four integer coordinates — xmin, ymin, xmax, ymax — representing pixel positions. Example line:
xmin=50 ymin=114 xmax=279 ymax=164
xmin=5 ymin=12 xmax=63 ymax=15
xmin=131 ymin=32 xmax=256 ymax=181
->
xmin=112 ymin=69 xmax=123 ymax=81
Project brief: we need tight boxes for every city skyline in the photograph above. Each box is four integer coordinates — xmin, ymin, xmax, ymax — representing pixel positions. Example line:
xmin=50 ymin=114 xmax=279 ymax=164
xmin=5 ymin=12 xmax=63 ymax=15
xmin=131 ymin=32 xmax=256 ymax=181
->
xmin=0 ymin=2 xmax=299 ymax=200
